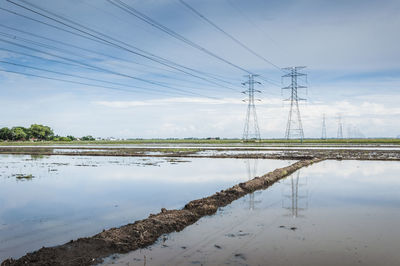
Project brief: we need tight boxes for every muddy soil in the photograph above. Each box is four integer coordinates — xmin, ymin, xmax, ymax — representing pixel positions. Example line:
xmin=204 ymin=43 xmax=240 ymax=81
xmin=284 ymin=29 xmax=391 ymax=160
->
xmin=1 ymin=158 xmax=321 ymax=266
xmin=0 ymin=146 xmax=399 ymax=161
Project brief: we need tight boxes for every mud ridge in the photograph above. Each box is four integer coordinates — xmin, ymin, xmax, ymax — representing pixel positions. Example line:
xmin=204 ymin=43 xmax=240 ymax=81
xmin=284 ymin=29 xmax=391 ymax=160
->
xmin=1 ymin=147 xmax=399 ymax=161
xmin=1 ymin=158 xmax=322 ymax=266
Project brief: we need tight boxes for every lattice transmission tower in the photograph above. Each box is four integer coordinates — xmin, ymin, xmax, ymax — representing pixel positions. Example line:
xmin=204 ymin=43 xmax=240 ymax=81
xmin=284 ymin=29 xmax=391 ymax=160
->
xmin=321 ymin=113 xmax=327 ymax=139
xmin=282 ymin=66 xmax=307 ymax=141
xmin=242 ymin=74 xmax=261 ymax=141
xmin=337 ymin=114 xmax=343 ymax=139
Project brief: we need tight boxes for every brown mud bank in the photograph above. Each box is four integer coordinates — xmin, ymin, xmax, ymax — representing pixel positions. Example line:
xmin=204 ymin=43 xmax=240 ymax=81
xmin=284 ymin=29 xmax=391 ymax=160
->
xmin=1 ymin=158 xmax=321 ymax=266
xmin=0 ymin=146 xmax=399 ymax=161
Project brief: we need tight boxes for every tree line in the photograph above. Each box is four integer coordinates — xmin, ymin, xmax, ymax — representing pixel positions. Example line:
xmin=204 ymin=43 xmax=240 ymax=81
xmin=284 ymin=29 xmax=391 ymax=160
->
xmin=0 ymin=124 xmax=95 ymax=141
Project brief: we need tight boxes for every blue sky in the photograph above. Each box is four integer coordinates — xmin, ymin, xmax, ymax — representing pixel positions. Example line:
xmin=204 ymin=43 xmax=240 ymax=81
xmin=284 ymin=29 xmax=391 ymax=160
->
xmin=0 ymin=0 xmax=399 ymax=138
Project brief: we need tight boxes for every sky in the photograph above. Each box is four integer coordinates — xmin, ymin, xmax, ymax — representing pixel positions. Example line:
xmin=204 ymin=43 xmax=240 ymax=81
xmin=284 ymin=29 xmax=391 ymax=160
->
xmin=0 ymin=0 xmax=399 ymax=139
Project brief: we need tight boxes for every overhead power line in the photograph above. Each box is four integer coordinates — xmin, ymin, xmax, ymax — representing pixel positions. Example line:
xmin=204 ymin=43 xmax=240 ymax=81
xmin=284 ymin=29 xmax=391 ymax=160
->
xmin=0 ymin=68 xmax=179 ymax=97
xmin=0 ymin=25 xmax=233 ymax=90
xmin=0 ymin=36 xmax=215 ymax=98
xmin=178 ymin=0 xmax=282 ymax=72
xmin=4 ymin=1 xmax=239 ymax=91
xmin=0 ymin=60 xmax=164 ymax=94
xmin=107 ymin=0 xmax=252 ymax=74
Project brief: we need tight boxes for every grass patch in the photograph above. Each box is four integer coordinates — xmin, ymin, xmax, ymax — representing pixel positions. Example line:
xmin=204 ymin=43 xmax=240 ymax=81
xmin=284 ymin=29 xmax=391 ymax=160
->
xmin=14 ymin=174 xmax=34 ymax=180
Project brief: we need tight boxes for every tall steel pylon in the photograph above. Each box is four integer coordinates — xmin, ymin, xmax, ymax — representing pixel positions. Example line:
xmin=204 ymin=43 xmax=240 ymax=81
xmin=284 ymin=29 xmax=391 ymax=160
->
xmin=242 ymin=74 xmax=261 ymax=141
xmin=282 ymin=66 xmax=307 ymax=141
xmin=321 ymin=113 xmax=327 ymax=139
xmin=337 ymin=114 xmax=343 ymax=139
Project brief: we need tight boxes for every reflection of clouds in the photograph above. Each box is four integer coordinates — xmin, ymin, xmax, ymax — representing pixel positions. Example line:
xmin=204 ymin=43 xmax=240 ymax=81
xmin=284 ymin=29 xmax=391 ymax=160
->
xmin=0 ymin=156 xmax=292 ymax=218
xmin=304 ymin=160 xmax=400 ymax=184
xmin=92 ymin=159 xmax=292 ymax=183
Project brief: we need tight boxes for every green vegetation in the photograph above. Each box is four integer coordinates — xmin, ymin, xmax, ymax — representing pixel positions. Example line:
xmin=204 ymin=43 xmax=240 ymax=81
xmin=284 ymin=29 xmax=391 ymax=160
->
xmin=81 ymin=135 xmax=96 ymax=141
xmin=0 ymin=124 xmax=97 ymax=142
xmin=1 ymin=137 xmax=400 ymax=146
xmin=15 ymin=174 xmax=34 ymax=180
xmin=0 ymin=124 xmax=53 ymax=141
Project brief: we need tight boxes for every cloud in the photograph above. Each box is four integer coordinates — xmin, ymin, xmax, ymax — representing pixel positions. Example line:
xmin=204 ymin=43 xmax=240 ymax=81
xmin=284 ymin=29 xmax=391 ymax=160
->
xmin=0 ymin=0 xmax=399 ymax=138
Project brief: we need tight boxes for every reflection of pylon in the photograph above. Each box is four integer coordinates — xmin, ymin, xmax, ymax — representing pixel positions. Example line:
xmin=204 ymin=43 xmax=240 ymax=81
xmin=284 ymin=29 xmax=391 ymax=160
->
xmin=242 ymin=74 xmax=261 ymax=141
xmin=244 ymin=157 xmax=261 ymax=210
xmin=282 ymin=171 xmax=308 ymax=218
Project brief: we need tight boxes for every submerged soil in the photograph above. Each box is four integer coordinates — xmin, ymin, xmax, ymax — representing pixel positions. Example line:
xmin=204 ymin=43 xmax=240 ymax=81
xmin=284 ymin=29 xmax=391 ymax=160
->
xmin=1 ymin=158 xmax=321 ymax=266
xmin=0 ymin=146 xmax=399 ymax=161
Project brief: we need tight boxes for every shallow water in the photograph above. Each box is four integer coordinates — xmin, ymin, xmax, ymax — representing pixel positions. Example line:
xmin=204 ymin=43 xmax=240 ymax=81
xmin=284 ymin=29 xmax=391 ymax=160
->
xmin=2 ymin=144 xmax=400 ymax=151
xmin=105 ymin=160 xmax=400 ymax=266
xmin=0 ymin=155 xmax=293 ymax=261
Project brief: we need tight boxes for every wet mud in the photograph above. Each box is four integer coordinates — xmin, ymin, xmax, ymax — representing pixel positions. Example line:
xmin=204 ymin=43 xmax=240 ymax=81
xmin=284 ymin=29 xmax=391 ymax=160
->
xmin=0 ymin=146 xmax=399 ymax=161
xmin=1 ymin=158 xmax=321 ymax=266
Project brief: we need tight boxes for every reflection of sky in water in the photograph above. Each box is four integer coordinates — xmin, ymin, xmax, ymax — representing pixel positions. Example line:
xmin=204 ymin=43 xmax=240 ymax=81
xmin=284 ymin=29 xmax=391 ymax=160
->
xmin=106 ymin=160 xmax=400 ymax=266
xmin=3 ymin=144 xmax=400 ymax=151
xmin=0 ymin=155 xmax=293 ymax=261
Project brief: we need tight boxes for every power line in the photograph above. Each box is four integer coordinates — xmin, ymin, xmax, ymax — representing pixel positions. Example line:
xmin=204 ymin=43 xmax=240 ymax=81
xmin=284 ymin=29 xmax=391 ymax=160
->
xmin=2 ymin=3 xmax=239 ymax=91
xmin=0 ymin=27 xmax=233 ymax=91
xmin=178 ymin=0 xmax=282 ymax=72
xmin=225 ymin=0 xmax=288 ymax=57
xmin=0 ymin=36 xmax=215 ymax=98
xmin=0 ymin=68 xmax=181 ymax=97
xmin=0 ymin=47 xmax=88 ymax=69
xmin=0 ymin=60 xmax=173 ymax=95
xmin=107 ymin=0 xmax=252 ymax=74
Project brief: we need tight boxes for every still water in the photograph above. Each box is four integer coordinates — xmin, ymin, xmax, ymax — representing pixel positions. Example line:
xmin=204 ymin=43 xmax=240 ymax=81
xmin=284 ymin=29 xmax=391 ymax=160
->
xmin=105 ymin=160 xmax=400 ymax=266
xmin=0 ymin=154 xmax=293 ymax=261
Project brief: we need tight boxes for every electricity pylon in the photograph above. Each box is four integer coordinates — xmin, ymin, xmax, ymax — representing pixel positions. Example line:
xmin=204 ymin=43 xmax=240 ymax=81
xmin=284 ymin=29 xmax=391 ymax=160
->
xmin=242 ymin=74 xmax=261 ymax=141
xmin=282 ymin=66 xmax=307 ymax=141
xmin=337 ymin=114 xmax=343 ymax=139
xmin=321 ymin=113 xmax=327 ymax=139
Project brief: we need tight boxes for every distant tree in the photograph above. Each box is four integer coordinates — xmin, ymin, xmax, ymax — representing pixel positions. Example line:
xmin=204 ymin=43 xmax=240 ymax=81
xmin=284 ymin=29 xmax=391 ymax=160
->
xmin=0 ymin=127 xmax=12 ymax=140
xmin=11 ymin=127 xmax=28 ymax=141
xmin=29 ymin=124 xmax=54 ymax=140
xmin=66 ymin=135 xmax=76 ymax=141
xmin=58 ymin=136 xmax=72 ymax=141
xmin=81 ymin=135 xmax=95 ymax=141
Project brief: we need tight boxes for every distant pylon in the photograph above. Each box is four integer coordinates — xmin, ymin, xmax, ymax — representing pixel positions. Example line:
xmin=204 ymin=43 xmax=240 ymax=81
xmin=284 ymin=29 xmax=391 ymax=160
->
xmin=242 ymin=74 xmax=261 ymax=141
xmin=337 ymin=114 xmax=343 ymax=139
xmin=321 ymin=113 xmax=327 ymax=139
xmin=282 ymin=66 xmax=307 ymax=141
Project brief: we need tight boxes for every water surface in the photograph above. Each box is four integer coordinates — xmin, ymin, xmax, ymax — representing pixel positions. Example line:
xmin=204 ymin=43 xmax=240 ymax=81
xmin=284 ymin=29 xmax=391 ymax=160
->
xmin=105 ymin=160 xmax=400 ymax=266
xmin=0 ymin=155 xmax=292 ymax=261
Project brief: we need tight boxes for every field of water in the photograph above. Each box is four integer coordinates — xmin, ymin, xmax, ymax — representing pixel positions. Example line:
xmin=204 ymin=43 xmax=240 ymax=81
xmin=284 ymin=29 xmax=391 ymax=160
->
xmin=0 ymin=154 xmax=293 ymax=261
xmin=104 ymin=160 xmax=400 ymax=266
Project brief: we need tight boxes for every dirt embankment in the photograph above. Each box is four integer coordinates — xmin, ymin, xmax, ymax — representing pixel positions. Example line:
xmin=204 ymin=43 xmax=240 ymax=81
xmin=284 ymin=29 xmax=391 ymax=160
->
xmin=1 ymin=158 xmax=322 ymax=266
xmin=1 ymin=146 xmax=399 ymax=161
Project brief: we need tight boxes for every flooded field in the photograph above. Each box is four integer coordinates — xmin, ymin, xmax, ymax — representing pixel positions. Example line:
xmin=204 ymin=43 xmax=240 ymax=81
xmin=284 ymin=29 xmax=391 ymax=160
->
xmin=104 ymin=160 xmax=400 ymax=266
xmin=0 ymin=155 xmax=293 ymax=262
